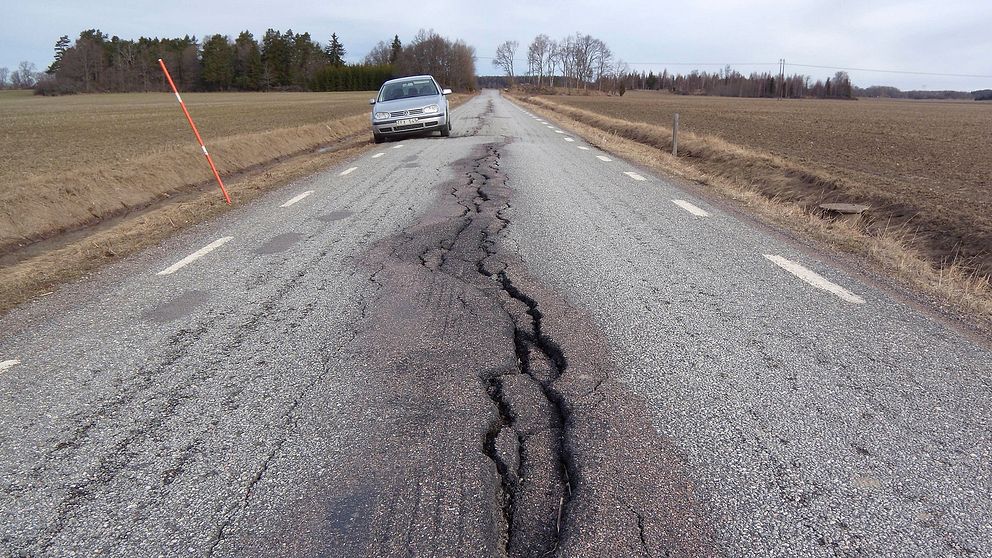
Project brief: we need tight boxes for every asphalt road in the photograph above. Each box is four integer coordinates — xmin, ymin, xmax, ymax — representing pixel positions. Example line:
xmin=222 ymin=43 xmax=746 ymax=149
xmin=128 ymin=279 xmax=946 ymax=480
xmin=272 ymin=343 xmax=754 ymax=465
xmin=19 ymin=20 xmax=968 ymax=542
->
xmin=1 ymin=90 xmax=990 ymax=557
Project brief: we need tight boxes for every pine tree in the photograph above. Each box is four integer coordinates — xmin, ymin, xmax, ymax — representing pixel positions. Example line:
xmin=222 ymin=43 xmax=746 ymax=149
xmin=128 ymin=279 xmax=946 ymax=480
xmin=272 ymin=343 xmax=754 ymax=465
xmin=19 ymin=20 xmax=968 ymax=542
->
xmin=390 ymin=35 xmax=402 ymax=64
xmin=47 ymin=35 xmax=71 ymax=74
xmin=261 ymin=29 xmax=291 ymax=87
xmin=325 ymin=33 xmax=346 ymax=67
xmin=201 ymin=34 xmax=234 ymax=90
xmin=233 ymin=31 xmax=262 ymax=90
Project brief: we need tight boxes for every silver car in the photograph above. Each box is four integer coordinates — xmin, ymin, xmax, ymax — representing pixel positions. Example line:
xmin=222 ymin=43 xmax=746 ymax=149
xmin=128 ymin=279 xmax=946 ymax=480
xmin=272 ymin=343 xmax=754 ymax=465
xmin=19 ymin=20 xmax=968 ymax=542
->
xmin=370 ymin=75 xmax=452 ymax=143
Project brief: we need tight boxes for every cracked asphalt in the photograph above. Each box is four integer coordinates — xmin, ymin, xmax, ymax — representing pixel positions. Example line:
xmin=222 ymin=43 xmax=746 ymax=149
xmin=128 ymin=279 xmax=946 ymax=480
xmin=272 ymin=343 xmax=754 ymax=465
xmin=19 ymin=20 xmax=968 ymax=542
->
xmin=1 ymin=90 xmax=990 ymax=557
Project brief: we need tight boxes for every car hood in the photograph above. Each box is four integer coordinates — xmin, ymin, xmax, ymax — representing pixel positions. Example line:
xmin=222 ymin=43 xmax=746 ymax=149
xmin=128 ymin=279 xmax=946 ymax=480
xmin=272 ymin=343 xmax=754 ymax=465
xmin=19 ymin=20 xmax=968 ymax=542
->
xmin=374 ymin=96 xmax=442 ymax=112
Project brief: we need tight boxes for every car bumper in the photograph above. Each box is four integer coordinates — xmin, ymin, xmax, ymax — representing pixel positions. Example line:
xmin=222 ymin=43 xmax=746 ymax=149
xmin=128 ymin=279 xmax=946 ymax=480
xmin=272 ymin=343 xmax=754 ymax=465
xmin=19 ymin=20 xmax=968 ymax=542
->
xmin=372 ymin=112 xmax=448 ymax=135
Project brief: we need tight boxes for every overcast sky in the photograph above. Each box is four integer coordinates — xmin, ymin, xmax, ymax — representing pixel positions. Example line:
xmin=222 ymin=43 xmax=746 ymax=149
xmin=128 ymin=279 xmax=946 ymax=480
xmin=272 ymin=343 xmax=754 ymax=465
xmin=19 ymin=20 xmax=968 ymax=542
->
xmin=3 ymin=0 xmax=990 ymax=91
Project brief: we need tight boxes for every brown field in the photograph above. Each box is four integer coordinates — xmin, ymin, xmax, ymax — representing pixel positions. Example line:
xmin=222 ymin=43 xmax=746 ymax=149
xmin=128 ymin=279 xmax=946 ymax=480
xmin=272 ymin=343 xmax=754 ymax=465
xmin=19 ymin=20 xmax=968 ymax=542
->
xmin=512 ymin=91 xmax=992 ymax=325
xmin=0 ymin=90 xmax=375 ymax=184
xmin=534 ymin=92 xmax=992 ymax=275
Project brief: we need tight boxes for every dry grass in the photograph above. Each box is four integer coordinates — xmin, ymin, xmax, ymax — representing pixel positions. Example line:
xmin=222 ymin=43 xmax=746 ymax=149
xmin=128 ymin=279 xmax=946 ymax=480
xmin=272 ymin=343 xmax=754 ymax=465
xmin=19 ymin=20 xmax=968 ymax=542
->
xmin=509 ymin=92 xmax=992 ymax=327
xmin=0 ymin=90 xmax=378 ymax=253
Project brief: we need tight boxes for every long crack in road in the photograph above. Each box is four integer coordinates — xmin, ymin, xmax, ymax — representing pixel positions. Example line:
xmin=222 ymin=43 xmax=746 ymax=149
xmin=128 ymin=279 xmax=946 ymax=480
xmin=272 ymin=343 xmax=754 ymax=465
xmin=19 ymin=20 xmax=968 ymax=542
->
xmin=349 ymin=135 xmax=715 ymax=556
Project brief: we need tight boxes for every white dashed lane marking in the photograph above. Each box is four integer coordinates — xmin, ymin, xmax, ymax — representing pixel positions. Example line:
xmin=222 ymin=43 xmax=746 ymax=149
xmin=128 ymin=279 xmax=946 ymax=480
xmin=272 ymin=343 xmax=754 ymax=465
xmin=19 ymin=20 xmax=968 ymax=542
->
xmin=764 ymin=254 xmax=866 ymax=304
xmin=577 ymin=146 xmax=590 ymax=150
xmin=0 ymin=360 xmax=20 ymax=372
xmin=554 ymin=130 xmax=565 ymax=134
xmin=280 ymin=191 xmax=314 ymax=208
xmin=624 ymin=171 xmax=646 ymax=181
xmin=596 ymin=155 xmax=612 ymax=162
xmin=564 ymin=137 xmax=574 ymax=142
xmin=340 ymin=167 xmax=358 ymax=176
xmin=157 ymin=237 xmax=233 ymax=276
xmin=371 ymin=152 xmax=385 ymax=158
xmin=672 ymin=199 xmax=710 ymax=217
xmin=393 ymin=144 xmax=405 ymax=149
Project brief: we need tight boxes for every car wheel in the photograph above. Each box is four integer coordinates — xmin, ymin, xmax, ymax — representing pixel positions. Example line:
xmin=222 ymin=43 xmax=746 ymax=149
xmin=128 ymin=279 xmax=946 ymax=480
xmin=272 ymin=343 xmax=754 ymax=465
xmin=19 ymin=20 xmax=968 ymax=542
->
xmin=440 ymin=122 xmax=450 ymax=137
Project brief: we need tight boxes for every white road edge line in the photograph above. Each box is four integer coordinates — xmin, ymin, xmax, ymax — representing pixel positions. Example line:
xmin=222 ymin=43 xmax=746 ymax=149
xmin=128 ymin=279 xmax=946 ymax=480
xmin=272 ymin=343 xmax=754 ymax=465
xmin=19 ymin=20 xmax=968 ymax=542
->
xmin=0 ymin=360 xmax=20 ymax=372
xmin=340 ymin=167 xmax=358 ymax=176
xmin=280 ymin=190 xmax=315 ymax=208
xmin=763 ymin=254 xmax=866 ymax=304
xmin=157 ymin=237 xmax=233 ymax=276
xmin=577 ymin=146 xmax=590 ymax=150
xmin=596 ymin=155 xmax=612 ymax=162
xmin=672 ymin=199 xmax=710 ymax=217
xmin=624 ymin=171 xmax=647 ymax=181
xmin=371 ymin=152 xmax=385 ymax=158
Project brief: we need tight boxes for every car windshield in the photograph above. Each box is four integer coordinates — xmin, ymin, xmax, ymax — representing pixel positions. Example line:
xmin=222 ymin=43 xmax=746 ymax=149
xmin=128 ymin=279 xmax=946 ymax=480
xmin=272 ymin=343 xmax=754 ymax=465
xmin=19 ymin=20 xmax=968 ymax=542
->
xmin=379 ymin=78 xmax=439 ymax=102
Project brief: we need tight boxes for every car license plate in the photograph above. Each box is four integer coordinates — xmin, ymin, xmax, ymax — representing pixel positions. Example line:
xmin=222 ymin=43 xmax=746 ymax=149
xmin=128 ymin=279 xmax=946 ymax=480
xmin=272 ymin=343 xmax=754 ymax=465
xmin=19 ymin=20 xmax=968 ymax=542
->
xmin=396 ymin=118 xmax=418 ymax=126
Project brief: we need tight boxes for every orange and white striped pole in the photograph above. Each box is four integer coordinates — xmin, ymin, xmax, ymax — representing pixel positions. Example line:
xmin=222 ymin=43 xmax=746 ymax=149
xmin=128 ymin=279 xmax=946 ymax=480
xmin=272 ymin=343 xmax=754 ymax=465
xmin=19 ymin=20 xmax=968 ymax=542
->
xmin=158 ymin=58 xmax=232 ymax=204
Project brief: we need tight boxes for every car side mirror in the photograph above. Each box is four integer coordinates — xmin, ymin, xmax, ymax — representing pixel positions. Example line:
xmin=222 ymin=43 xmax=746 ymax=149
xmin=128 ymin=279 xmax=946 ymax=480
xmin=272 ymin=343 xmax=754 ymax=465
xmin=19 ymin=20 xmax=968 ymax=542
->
xmin=442 ymin=89 xmax=452 ymax=95
xmin=369 ymin=98 xmax=376 ymax=105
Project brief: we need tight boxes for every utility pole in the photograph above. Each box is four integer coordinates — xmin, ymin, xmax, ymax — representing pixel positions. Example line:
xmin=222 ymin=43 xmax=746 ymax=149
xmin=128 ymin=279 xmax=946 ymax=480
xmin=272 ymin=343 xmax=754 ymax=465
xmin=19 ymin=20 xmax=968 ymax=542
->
xmin=780 ymin=58 xmax=786 ymax=99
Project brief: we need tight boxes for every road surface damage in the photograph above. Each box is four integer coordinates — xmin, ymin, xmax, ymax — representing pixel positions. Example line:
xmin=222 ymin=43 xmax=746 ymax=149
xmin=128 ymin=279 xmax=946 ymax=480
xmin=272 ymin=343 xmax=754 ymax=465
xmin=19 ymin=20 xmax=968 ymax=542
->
xmin=352 ymin=139 xmax=717 ymax=556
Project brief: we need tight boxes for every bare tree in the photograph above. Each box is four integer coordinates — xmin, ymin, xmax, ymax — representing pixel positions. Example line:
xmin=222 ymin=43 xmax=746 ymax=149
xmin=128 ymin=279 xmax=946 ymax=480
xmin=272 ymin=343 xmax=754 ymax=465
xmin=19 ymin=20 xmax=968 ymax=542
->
xmin=545 ymin=40 xmax=558 ymax=88
xmin=593 ymin=39 xmax=613 ymax=90
xmin=556 ymin=35 xmax=574 ymax=90
xmin=10 ymin=61 xmax=38 ymax=88
xmin=611 ymin=59 xmax=629 ymax=95
xmin=527 ymin=34 xmax=550 ymax=88
xmin=572 ymin=33 xmax=599 ymax=89
xmin=363 ymin=41 xmax=392 ymax=66
xmin=493 ymin=40 xmax=518 ymax=84
xmin=0 ymin=67 xmax=8 ymax=89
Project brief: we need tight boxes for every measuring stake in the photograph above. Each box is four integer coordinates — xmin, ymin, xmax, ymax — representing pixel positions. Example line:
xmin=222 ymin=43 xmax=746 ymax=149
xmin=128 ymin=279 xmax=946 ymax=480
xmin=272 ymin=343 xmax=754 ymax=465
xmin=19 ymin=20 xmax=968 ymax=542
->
xmin=158 ymin=59 xmax=232 ymax=204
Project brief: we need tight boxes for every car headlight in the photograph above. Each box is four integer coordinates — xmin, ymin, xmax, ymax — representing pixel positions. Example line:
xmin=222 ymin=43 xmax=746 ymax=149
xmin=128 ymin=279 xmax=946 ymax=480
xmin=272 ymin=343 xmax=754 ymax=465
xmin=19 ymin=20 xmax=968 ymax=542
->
xmin=422 ymin=104 xmax=439 ymax=114
xmin=374 ymin=112 xmax=390 ymax=120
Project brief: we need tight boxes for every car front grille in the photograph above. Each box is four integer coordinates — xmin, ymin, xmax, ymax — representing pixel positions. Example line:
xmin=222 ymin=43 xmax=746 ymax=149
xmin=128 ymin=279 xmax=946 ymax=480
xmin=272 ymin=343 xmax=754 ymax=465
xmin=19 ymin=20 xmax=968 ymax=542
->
xmin=388 ymin=108 xmax=426 ymax=118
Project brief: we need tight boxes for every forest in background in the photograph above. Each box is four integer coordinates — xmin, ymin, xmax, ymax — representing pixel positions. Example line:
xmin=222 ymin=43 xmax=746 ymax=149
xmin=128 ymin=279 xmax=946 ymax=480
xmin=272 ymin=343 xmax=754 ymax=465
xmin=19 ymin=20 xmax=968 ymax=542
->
xmin=14 ymin=28 xmax=476 ymax=95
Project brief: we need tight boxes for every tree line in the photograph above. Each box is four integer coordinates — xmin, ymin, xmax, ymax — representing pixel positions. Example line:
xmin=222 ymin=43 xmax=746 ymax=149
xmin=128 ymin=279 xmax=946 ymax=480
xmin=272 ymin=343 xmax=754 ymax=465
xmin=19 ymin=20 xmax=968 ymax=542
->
xmin=31 ymin=28 xmax=476 ymax=95
xmin=854 ymin=85 xmax=992 ymax=100
xmin=622 ymin=68 xmax=855 ymax=99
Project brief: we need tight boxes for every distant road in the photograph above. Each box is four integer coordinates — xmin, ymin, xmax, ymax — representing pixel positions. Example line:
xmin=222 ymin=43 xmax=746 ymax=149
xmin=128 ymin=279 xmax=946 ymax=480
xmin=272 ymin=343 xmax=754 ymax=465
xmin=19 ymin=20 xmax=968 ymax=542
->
xmin=1 ymin=90 xmax=989 ymax=557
